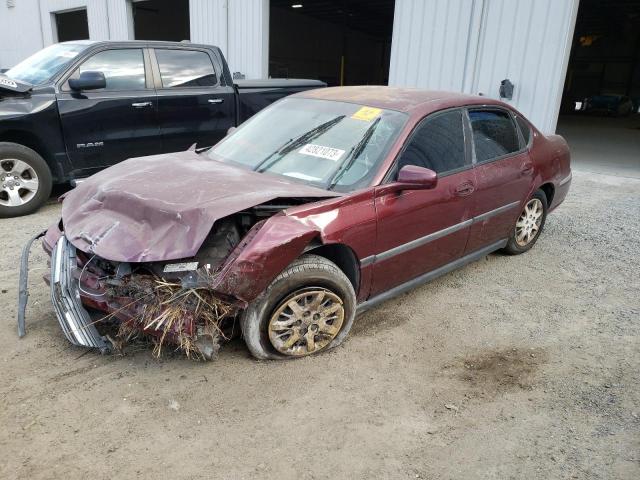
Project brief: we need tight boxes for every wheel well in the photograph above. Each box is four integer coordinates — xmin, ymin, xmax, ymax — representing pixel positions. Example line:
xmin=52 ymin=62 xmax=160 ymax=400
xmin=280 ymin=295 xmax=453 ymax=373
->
xmin=539 ymin=182 xmax=555 ymax=206
xmin=0 ymin=130 xmax=53 ymax=165
xmin=305 ymin=243 xmax=360 ymax=293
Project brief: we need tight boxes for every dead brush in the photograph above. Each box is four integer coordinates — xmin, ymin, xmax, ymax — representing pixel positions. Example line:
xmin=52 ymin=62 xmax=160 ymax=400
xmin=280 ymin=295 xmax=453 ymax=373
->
xmin=113 ymin=275 xmax=237 ymax=361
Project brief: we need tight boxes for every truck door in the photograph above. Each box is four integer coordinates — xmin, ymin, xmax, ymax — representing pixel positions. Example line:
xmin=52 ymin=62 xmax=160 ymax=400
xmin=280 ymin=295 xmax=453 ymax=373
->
xmin=56 ymin=48 xmax=160 ymax=176
xmin=151 ymin=47 xmax=235 ymax=152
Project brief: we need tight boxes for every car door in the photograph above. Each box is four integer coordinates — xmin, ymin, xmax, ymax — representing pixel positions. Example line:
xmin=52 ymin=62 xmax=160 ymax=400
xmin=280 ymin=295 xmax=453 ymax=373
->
xmin=56 ymin=48 xmax=160 ymax=175
xmin=151 ymin=47 xmax=236 ymax=152
xmin=464 ymin=108 xmax=533 ymax=253
xmin=370 ymin=108 xmax=477 ymax=297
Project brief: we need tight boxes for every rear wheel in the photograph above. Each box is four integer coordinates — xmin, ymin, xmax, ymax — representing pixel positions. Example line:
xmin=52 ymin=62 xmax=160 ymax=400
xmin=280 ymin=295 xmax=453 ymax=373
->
xmin=502 ymin=189 xmax=548 ymax=255
xmin=0 ymin=142 xmax=52 ymax=218
xmin=241 ymin=254 xmax=356 ymax=360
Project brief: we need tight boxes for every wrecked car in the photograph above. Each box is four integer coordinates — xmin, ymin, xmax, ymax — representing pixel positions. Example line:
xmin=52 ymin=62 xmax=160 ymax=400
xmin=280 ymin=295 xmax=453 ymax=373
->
xmin=19 ymin=86 xmax=572 ymax=360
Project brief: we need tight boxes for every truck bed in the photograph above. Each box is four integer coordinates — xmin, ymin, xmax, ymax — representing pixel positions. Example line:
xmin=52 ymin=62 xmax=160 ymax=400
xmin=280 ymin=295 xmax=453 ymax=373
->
xmin=235 ymin=78 xmax=326 ymax=122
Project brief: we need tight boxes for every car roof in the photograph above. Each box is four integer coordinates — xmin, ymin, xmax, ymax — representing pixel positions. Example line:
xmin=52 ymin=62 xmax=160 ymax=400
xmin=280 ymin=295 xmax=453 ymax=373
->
xmin=294 ymin=86 xmax=503 ymax=113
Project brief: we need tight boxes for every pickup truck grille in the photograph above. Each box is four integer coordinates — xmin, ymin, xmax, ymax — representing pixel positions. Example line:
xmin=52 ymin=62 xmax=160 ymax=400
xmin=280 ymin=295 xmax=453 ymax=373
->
xmin=50 ymin=237 xmax=111 ymax=353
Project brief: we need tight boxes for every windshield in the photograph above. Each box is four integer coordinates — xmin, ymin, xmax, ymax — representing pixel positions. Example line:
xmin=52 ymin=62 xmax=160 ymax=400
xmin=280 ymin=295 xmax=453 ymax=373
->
xmin=5 ymin=43 xmax=87 ymax=85
xmin=209 ymin=98 xmax=408 ymax=191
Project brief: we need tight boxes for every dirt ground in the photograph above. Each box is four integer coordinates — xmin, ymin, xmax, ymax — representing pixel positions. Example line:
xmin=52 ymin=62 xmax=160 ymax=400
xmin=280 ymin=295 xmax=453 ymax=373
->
xmin=0 ymin=170 xmax=638 ymax=480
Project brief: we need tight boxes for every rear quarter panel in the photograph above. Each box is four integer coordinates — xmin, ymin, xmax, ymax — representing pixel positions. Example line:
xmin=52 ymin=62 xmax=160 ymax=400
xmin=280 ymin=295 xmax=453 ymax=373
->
xmin=529 ymin=131 xmax=572 ymax=211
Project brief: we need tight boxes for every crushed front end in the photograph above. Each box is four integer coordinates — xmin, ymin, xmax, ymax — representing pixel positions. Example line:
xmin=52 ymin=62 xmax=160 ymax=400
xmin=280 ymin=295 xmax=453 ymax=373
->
xmin=24 ymin=219 xmax=248 ymax=360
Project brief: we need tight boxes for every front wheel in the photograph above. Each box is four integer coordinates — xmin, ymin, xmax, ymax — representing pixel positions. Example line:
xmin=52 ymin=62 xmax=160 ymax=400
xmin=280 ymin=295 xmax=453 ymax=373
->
xmin=0 ymin=142 xmax=53 ymax=218
xmin=502 ymin=190 xmax=548 ymax=255
xmin=241 ymin=254 xmax=356 ymax=360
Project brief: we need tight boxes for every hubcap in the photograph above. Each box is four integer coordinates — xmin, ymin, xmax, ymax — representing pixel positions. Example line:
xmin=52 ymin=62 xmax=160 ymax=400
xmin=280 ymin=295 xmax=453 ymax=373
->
xmin=0 ymin=159 xmax=39 ymax=207
xmin=515 ymin=198 xmax=543 ymax=247
xmin=268 ymin=288 xmax=345 ymax=357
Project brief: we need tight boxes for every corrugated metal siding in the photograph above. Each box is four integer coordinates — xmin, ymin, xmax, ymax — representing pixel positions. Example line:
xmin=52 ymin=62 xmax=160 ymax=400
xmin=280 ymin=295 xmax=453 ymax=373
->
xmin=389 ymin=0 xmax=579 ymax=134
xmin=190 ymin=0 xmax=228 ymax=52
xmin=389 ymin=0 xmax=476 ymax=91
xmin=0 ymin=0 xmax=43 ymax=69
xmin=190 ymin=0 xmax=268 ymax=78
xmin=226 ymin=0 xmax=268 ymax=78
xmin=106 ymin=0 xmax=132 ymax=40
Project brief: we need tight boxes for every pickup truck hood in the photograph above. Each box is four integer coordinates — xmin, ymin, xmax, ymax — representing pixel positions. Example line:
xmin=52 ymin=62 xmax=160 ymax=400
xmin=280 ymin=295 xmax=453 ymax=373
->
xmin=62 ymin=150 xmax=339 ymax=263
xmin=0 ymin=75 xmax=32 ymax=94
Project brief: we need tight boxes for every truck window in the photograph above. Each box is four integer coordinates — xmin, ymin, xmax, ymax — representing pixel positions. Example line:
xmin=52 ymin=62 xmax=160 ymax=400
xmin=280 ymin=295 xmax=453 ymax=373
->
xmin=155 ymin=49 xmax=217 ymax=88
xmin=72 ymin=49 xmax=146 ymax=91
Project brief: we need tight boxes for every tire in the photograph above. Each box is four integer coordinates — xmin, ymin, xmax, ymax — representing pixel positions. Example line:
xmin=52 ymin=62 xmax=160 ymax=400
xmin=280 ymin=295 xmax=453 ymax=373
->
xmin=0 ymin=142 xmax=52 ymax=218
xmin=241 ymin=254 xmax=356 ymax=360
xmin=502 ymin=189 xmax=548 ymax=255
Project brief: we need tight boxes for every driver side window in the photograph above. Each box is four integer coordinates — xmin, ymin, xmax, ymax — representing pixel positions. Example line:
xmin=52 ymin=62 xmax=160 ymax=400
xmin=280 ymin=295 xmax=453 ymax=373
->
xmin=396 ymin=109 xmax=469 ymax=177
xmin=66 ymin=49 xmax=146 ymax=91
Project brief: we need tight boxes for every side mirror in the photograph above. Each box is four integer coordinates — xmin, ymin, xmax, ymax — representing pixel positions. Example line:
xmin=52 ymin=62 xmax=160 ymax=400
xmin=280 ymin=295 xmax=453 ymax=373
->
xmin=226 ymin=126 xmax=237 ymax=136
xmin=395 ymin=165 xmax=437 ymax=190
xmin=69 ymin=71 xmax=106 ymax=91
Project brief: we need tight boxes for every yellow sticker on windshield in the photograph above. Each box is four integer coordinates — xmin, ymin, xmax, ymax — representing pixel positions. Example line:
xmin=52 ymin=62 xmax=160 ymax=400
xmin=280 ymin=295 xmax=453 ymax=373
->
xmin=351 ymin=106 xmax=382 ymax=122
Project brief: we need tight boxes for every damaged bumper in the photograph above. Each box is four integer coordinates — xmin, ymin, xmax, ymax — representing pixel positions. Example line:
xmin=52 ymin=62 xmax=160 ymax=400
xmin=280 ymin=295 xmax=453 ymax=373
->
xmin=49 ymin=237 xmax=111 ymax=353
xmin=19 ymin=228 xmax=240 ymax=359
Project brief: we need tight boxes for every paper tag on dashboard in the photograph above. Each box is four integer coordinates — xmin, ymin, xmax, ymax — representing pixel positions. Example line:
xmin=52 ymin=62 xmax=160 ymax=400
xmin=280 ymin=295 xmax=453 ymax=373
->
xmin=0 ymin=77 xmax=17 ymax=89
xmin=298 ymin=144 xmax=345 ymax=161
xmin=351 ymin=106 xmax=382 ymax=121
xmin=163 ymin=261 xmax=199 ymax=273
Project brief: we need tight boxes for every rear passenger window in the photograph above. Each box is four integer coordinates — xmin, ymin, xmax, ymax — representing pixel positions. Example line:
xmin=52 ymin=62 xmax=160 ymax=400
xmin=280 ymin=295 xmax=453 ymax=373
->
xmin=397 ymin=110 xmax=469 ymax=175
xmin=156 ymin=49 xmax=217 ymax=88
xmin=468 ymin=110 xmax=520 ymax=162
xmin=515 ymin=115 xmax=532 ymax=146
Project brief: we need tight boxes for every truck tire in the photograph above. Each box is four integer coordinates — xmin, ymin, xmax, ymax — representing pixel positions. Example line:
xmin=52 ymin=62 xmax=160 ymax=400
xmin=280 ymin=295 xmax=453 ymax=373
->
xmin=0 ymin=142 xmax=52 ymax=218
xmin=241 ymin=254 xmax=356 ymax=360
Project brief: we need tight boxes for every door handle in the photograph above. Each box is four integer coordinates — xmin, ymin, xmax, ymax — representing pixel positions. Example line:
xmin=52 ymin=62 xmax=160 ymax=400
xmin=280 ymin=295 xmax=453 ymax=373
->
xmin=454 ymin=182 xmax=475 ymax=196
xmin=208 ymin=98 xmax=224 ymax=104
xmin=131 ymin=101 xmax=152 ymax=108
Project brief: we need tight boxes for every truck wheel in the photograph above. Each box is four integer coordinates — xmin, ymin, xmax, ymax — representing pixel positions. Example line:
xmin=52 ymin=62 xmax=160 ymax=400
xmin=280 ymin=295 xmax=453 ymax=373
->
xmin=241 ymin=254 xmax=356 ymax=360
xmin=0 ymin=142 xmax=52 ymax=218
xmin=502 ymin=189 xmax=548 ymax=255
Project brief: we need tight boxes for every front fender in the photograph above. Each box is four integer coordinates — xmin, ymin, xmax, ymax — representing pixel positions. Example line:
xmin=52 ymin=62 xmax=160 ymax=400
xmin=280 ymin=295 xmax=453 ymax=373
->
xmin=211 ymin=214 xmax=320 ymax=302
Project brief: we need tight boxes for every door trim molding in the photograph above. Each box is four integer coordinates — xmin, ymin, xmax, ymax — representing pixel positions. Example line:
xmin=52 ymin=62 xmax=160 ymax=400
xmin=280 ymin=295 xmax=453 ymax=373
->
xmin=357 ymin=239 xmax=508 ymax=315
xmin=361 ymin=200 xmax=520 ymax=266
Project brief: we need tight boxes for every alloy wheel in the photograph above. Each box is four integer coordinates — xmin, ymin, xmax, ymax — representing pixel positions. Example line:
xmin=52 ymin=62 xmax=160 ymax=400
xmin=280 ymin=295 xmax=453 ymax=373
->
xmin=515 ymin=198 xmax=543 ymax=247
xmin=0 ymin=159 xmax=39 ymax=207
xmin=268 ymin=288 xmax=345 ymax=356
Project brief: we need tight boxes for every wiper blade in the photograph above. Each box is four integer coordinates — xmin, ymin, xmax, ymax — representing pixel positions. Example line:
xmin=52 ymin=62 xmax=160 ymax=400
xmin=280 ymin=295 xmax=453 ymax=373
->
xmin=254 ymin=115 xmax=345 ymax=173
xmin=328 ymin=117 xmax=381 ymax=189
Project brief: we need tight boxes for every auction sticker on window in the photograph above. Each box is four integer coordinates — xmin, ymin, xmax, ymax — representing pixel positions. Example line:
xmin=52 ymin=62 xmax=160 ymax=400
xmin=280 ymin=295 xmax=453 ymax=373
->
xmin=298 ymin=144 xmax=345 ymax=161
xmin=351 ymin=106 xmax=382 ymax=121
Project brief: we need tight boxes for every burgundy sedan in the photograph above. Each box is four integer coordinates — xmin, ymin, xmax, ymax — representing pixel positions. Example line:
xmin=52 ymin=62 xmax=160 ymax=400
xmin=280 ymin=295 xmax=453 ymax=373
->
xmin=22 ymin=86 xmax=571 ymax=360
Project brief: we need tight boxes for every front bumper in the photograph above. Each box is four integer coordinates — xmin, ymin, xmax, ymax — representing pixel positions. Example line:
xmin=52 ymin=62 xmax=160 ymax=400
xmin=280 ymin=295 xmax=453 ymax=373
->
xmin=49 ymin=237 xmax=111 ymax=353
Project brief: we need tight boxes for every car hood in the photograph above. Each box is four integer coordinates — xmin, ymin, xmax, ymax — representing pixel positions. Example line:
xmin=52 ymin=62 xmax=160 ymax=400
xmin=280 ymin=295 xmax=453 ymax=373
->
xmin=62 ymin=150 xmax=340 ymax=262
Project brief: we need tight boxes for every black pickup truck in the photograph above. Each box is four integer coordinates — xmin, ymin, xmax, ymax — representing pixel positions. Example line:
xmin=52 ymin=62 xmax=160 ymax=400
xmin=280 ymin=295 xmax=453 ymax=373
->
xmin=0 ymin=40 xmax=325 ymax=217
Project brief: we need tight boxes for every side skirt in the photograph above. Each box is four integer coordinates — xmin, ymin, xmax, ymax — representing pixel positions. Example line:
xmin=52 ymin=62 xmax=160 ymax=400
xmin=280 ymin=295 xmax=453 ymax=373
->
xmin=356 ymin=239 xmax=508 ymax=315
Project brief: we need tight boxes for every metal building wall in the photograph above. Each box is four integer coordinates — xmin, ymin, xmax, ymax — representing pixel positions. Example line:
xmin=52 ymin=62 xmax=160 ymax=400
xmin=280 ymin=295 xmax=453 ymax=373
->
xmin=389 ymin=0 xmax=580 ymax=134
xmin=0 ymin=0 xmax=43 ymax=69
xmin=190 ymin=0 xmax=269 ymax=79
xmin=0 ymin=0 xmax=268 ymax=78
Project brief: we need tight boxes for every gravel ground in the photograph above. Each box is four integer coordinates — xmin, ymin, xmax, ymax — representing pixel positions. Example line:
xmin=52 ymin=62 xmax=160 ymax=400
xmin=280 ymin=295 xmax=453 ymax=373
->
xmin=0 ymin=170 xmax=638 ymax=480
